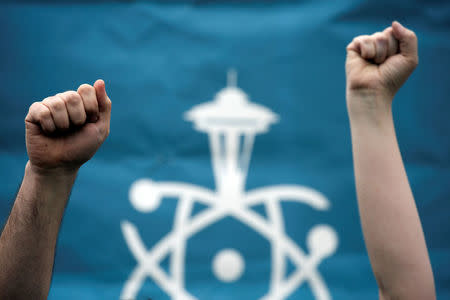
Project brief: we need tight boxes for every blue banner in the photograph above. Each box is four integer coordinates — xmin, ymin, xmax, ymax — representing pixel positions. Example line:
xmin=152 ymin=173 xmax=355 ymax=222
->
xmin=0 ymin=1 xmax=449 ymax=299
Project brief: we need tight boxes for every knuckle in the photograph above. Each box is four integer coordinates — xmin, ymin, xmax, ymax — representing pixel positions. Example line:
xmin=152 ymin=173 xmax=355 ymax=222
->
xmin=361 ymin=38 xmax=373 ymax=49
xmin=38 ymin=107 xmax=51 ymax=120
xmin=52 ymin=98 xmax=66 ymax=111
xmin=354 ymin=35 xmax=367 ymax=44
xmin=43 ymin=96 xmax=64 ymax=111
xmin=372 ymin=32 xmax=382 ymax=38
xmin=64 ymin=91 xmax=82 ymax=106
xmin=375 ymin=34 xmax=387 ymax=44
xmin=25 ymin=102 xmax=40 ymax=122
xmin=77 ymin=83 xmax=95 ymax=96
xmin=360 ymin=35 xmax=370 ymax=41
xmin=41 ymin=96 xmax=52 ymax=105
xmin=28 ymin=101 xmax=40 ymax=113
xmin=360 ymin=36 xmax=369 ymax=44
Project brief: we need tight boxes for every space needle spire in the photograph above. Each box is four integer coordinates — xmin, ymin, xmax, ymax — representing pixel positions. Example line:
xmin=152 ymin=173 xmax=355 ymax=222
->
xmin=227 ymin=68 xmax=237 ymax=87
xmin=185 ymin=71 xmax=278 ymax=199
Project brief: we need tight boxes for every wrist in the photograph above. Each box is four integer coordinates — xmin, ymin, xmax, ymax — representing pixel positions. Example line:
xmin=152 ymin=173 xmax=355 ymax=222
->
xmin=26 ymin=161 xmax=79 ymax=180
xmin=346 ymin=89 xmax=394 ymax=127
xmin=4 ymin=161 xmax=78 ymax=240
xmin=19 ymin=162 xmax=77 ymax=222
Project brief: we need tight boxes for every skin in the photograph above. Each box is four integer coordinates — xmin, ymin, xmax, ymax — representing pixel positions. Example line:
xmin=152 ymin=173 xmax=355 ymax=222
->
xmin=0 ymin=20 xmax=436 ymax=300
xmin=346 ymin=21 xmax=436 ymax=299
xmin=0 ymin=80 xmax=111 ymax=299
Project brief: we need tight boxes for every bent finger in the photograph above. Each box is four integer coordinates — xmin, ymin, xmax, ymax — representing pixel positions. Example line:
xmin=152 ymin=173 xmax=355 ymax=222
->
xmin=60 ymin=91 xmax=87 ymax=126
xmin=42 ymin=95 xmax=70 ymax=130
xmin=358 ymin=36 xmax=376 ymax=60
xmin=26 ymin=102 xmax=56 ymax=133
xmin=383 ymin=27 xmax=399 ymax=57
xmin=77 ymin=83 xmax=99 ymax=122
xmin=373 ymin=32 xmax=388 ymax=64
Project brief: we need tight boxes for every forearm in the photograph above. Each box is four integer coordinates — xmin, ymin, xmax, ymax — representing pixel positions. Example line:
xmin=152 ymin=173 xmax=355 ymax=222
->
xmin=349 ymin=95 xmax=435 ymax=299
xmin=0 ymin=161 xmax=77 ymax=299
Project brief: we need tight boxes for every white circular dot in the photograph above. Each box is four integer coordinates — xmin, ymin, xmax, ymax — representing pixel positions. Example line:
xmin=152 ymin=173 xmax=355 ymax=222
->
xmin=129 ymin=179 xmax=160 ymax=212
xmin=307 ymin=225 xmax=338 ymax=258
xmin=212 ymin=249 xmax=245 ymax=283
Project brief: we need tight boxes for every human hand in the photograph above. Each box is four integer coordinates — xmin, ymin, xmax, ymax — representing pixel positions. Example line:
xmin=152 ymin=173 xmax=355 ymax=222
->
xmin=25 ymin=79 xmax=111 ymax=176
xmin=346 ymin=21 xmax=418 ymax=118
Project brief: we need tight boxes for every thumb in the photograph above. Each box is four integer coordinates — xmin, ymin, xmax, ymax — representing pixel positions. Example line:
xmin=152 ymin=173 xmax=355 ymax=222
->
xmin=392 ymin=21 xmax=418 ymax=59
xmin=93 ymin=79 xmax=112 ymax=139
xmin=94 ymin=79 xmax=112 ymax=117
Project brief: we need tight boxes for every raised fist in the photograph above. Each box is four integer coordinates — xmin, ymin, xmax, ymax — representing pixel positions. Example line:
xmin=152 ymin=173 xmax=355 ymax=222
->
xmin=25 ymin=79 xmax=112 ymax=174
xmin=346 ymin=21 xmax=418 ymax=110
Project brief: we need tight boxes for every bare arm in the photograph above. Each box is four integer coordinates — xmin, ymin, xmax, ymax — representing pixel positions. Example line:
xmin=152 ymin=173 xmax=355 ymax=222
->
xmin=0 ymin=80 xmax=111 ymax=299
xmin=346 ymin=22 xmax=435 ymax=299
xmin=0 ymin=164 xmax=77 ymax=299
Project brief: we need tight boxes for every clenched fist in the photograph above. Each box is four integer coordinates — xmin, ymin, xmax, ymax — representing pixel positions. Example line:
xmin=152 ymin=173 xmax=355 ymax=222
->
xmin=25 ymin=79 xmax=111 ymax=174
xmin=346 ymin=21 xmax=418 ymax=118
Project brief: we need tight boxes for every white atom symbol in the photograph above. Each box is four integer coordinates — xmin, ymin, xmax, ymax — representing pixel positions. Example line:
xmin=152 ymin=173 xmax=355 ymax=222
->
xmin=121 ymin=71 xmax=338 ymax=300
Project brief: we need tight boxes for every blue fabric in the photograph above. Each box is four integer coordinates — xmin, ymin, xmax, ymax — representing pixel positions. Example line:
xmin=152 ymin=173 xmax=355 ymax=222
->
xmin=0 ymin=1 xmax=449 ymax=299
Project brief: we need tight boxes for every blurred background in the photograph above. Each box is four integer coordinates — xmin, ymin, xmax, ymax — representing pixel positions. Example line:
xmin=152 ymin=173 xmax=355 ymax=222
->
xmin=0 ymin=0 xmax=449 ymax=299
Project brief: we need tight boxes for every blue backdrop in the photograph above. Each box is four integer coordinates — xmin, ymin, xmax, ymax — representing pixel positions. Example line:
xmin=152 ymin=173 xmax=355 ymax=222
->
xmin=0 ymin=1 xmax=449 ymax=299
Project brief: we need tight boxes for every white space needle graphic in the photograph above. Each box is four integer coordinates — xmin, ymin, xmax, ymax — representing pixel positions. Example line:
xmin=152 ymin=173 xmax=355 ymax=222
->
xmin=121 ymin=70 xmax=338 ymax=300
